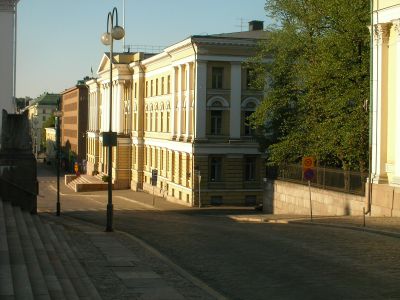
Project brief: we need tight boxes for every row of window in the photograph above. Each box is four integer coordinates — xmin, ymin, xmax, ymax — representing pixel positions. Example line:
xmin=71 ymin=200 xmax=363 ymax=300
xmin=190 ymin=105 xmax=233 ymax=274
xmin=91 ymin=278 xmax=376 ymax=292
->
xmin=138 ymin=110 xmax=254 ymax=136
xmin=143 ymin=76 xmax=171 ymax=98
xmin=211 ymin=67 xmax=256 ymax=89
xmin=143 ymin=148 xmax=192 ymax=187
xmin=210 ymin=156 xmax=257 ymax=182
xmin=140 ymin=67 xmax=256 ymax=99
xmin=142 ymin=151 xmax=257 ymax=183
xmin=210 ymin=110 xmax=254 ymax=136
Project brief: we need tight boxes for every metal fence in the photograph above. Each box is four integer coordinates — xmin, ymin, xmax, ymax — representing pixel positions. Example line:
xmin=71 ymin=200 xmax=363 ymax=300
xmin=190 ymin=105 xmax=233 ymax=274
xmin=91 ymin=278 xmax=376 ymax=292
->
xmin=266 ymin=164 xmax=368 ymax=196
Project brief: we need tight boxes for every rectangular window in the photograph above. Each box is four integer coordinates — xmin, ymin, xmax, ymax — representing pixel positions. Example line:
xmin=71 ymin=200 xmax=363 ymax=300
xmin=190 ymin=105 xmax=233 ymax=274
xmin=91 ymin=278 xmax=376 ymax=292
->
xmin=160 ymin=149 xmax=164 ymax=171
xmin=156 ymin=79 xmax=159 ymax=96
xmin=151 ymin=80 xmax=153 ymax=97
xmin=134 ymin=82 xmax=137 ymax=98
xmin=167 ymin=151 xmax=170 ymax=172
xmin=246 ymin=68 xmax=256 ymax=89
xmin=150 ymin=112 xmax=153 ymax=131
xmin=210 ymin=157 xmax=222 ymax=182
xmin=244 ymin=111 xmax=254 ymax=136
xmin=161 ymin=77 xmax=165 ymax=95
xmin=160 ymin=112 xmax=164 ymax=132
xmin=178 ymin=153 xmax=182 ymax=183
xmin=149 ymin=148 xmax=152 ymax=167
xmin=210 ymin=110 xmax=222 ymax=135
xmin=146 ymin=81 xmax=148 ymax=97
xmin=167 ymin=112 xmax=170 ymax=132
xmin=212 ymin=67 xmax=223 ymax=89
xmin=155 ymin=111 xmax=158 ymax=132
xmin=155 ymin=148 xmax=158 ymax=169
xmin=245 ymin=157 xmax=256 ymax=181
xmin=167 ymin=75 xmax=171 ymax=94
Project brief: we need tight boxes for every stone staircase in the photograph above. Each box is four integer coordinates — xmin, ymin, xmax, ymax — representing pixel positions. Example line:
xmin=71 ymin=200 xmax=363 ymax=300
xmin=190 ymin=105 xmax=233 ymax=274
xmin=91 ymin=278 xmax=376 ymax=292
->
xmin=0 ymin=200 xmax=102 ymax=300
xmin=66 ymin=175 xmax=108 ymax=193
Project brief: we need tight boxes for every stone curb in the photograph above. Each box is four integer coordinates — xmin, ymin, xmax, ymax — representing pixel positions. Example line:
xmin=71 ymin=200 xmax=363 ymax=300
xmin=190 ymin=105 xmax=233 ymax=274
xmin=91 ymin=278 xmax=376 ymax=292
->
xmin=229 ymin=215 xmax=400 ymax=239
xmin=290 ymin=220 xmax=400 ymax=239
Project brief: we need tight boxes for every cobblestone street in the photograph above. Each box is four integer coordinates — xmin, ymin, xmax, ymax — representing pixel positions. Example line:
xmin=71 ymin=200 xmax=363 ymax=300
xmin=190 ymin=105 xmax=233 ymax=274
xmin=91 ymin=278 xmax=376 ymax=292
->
xmin=38 ymin=163 xmax=400 ymax=299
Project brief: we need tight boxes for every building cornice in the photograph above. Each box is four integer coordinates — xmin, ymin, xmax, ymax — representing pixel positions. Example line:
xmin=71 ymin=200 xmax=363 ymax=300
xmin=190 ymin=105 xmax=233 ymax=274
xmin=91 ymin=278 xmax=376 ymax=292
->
xmin=0 ymin=0 xmax=19 ymax=12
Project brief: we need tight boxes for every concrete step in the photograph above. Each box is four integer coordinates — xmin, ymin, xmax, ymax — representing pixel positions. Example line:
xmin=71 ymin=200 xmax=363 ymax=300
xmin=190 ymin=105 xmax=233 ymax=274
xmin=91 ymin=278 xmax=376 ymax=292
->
xmin=52 ymin=223 xmax=102 ymax=300
xmin=44 ymin=222 xmax=83 ymax=300
xmin=13 ymin=207 xmax=51 ymax=299
xmin=33 ymin=216 xmax=79 ymax=300
xmin=43 ymin=219 xmax=98 ymax=299
xmin=0 ymin=200 xmax=14 ymax=298
xmin=25 ymin=213 xmax=66 ymax=300
xmin=4 ymin=202 xmax=34 ymax=300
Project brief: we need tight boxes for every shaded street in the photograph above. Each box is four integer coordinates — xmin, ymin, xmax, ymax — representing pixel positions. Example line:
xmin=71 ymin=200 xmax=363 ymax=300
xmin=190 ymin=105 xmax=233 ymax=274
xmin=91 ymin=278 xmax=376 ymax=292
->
xmin=38 ymin=162 xmax=400 ymax=300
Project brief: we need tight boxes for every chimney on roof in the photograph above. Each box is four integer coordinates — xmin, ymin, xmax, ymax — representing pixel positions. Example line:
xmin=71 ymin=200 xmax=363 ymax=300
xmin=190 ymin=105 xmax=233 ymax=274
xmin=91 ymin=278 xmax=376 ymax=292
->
xmin=249 ymin=20 xmax=264 ymax=31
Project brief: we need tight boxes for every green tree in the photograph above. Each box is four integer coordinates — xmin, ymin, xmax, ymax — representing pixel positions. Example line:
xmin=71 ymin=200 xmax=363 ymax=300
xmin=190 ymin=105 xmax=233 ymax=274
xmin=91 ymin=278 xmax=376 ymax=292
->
xmin=249 ymin=0 xmax=370 ymax=171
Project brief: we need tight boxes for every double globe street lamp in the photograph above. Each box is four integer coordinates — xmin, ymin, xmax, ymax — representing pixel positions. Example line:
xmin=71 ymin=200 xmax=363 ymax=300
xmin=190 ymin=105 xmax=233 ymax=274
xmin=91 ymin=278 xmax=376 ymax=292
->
xmin=101 ymin=7 xmax=125 ymax=232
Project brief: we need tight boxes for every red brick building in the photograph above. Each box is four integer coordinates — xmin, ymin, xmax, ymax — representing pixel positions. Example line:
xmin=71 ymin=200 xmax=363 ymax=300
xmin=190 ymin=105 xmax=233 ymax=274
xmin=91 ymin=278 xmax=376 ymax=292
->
xmin=60 ymin=80 xmax=88 ymax=167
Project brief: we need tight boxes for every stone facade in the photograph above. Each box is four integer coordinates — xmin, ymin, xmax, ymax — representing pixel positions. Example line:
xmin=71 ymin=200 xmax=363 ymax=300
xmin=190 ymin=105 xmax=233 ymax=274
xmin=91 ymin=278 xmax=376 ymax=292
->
xmin=370 ymin=0 xmax=400 ymax=215
xmin=0 ymin=0 xmax=19 ymax=133
xmin=86 ymin=22 xmax=267 ymax=206
xmin=264 ymin=180 xmax=367 ymax=216
xmin=264 ymin=179 xmax=400 ymax=217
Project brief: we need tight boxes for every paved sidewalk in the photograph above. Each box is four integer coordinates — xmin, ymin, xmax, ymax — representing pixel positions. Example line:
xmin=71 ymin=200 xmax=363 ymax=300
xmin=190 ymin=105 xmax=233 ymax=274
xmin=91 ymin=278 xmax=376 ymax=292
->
xmin=228 ymin=213 xmax=400 ymax=238
xmin=41 ymin=213 xmax=224 ymax=300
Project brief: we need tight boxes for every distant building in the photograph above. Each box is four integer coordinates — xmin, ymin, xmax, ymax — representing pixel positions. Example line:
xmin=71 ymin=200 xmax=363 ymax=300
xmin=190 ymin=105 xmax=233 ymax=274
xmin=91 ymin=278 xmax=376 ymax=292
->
xmin=371 ymin=0 xmax=400 ymax=214
xmin=24 ymin=92 xmax=59 ymax=156
xmin=86 ymin=21 xmax=267 ymax=206
xmin=60 ymin=80 xmax=88 ymax=166
xmin=44 ymin=127 xmax=56 ymax=163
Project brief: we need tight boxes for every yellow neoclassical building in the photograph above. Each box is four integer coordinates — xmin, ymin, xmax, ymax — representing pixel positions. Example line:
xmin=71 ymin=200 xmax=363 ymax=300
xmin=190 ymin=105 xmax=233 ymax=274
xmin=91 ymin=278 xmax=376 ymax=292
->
xmin=86 ymin=21 xmax=267 ymax=206
xmin=371 ymin=0 xmax=400 ymax=215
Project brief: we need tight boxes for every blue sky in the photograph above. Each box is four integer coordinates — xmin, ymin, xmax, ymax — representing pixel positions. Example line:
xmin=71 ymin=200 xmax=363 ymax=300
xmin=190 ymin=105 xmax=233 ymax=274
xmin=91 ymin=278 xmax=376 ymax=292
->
xmin=16 ymin=0 xmax=268 ymax=98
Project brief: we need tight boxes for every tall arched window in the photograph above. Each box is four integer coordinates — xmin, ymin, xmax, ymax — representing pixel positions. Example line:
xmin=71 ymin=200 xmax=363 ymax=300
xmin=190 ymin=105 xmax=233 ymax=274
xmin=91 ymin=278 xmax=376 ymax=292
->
xmin=207 ymin=97 xmax=229 ymax=136
xmin=241 ymin=98 xmax=260 ymax=136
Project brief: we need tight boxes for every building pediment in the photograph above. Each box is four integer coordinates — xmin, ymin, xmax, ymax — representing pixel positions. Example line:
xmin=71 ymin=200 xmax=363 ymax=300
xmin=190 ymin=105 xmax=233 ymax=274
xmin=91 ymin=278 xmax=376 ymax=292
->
xmin=97 ymin=53 xmax=110 ymax=74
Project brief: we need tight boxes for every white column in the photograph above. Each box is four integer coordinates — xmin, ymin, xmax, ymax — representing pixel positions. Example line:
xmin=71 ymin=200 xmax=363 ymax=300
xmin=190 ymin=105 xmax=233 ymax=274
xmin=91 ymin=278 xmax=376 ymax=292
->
xmin=195 ymin=61 xmax=207 ymax=140
xmin=393 ymin=20 xmax=400 ymax=184
xmin=185 ymin=63 xmax=191 ymax=137
xmin=116 ymin=81 xmax=125 ymax=134
xmin=105 ymin=83 xmax=110 ymax=132
xmin=170 ymin=66 xmax=176 ymax=138
xmin=371 ymin=23 xmax=391 ymax=184
xmin=230 ymin=62 xmax=242 ymax=139
xmin=95 ymin=84 xmax=100 ymax=131
xmin=89 ymin=92 xmax=93 ymax=131
xmin=112 ymin=81 xmax=119 ymax=132
xmin=101 ymin=85 xmax=107 ymax=132
xmin=177 ymin=65 xmax=183 ymax=139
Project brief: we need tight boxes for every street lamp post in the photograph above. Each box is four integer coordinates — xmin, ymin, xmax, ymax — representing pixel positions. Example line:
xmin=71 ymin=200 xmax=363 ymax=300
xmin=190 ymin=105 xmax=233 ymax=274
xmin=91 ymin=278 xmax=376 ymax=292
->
xmin=54 ymin=109 xmax=63 ymax=216
xmin=101 ymin=7 xmax=125 ymax=232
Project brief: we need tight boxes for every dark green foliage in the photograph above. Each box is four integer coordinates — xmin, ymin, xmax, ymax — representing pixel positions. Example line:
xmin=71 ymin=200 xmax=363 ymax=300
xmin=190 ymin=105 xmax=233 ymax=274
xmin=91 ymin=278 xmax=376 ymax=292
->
xmin=249 ymin=0 xmax=370 ymax=171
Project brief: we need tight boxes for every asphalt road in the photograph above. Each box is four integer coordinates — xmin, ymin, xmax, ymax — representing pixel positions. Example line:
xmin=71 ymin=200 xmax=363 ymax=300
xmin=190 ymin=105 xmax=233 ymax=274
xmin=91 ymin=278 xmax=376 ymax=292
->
xmin=38 ymin=163 xmax=400 ymax=300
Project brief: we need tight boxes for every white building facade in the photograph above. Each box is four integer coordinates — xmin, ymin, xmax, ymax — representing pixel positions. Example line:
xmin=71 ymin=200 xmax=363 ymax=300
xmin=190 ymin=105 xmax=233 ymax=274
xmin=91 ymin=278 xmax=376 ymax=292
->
xmin=87 ymin=23 xmax=267 ymax=206
xmin=371 ymin=0 xmax=400 ymax=216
